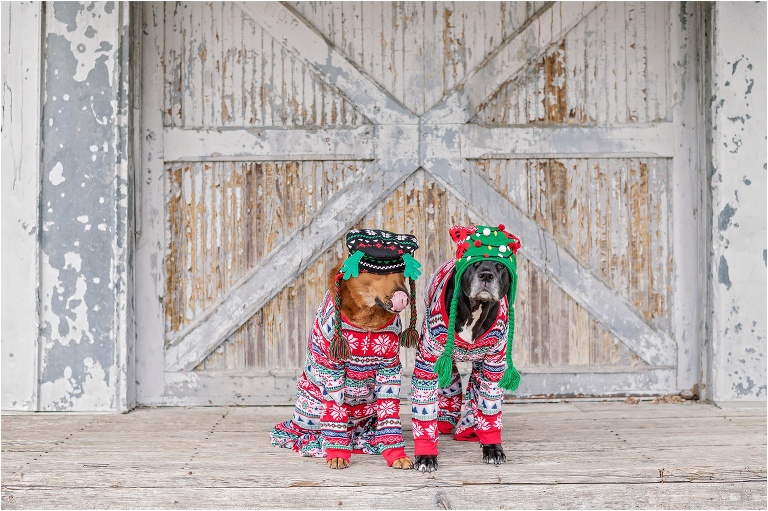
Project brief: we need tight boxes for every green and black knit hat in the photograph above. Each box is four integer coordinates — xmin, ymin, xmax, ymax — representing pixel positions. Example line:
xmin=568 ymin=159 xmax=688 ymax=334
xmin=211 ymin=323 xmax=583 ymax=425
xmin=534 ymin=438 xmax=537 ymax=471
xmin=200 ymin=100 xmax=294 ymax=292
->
xmin=434 ymin=224 xmax=522 ymax=392
xmin=330 ymin=229 xmax=422 ymax=361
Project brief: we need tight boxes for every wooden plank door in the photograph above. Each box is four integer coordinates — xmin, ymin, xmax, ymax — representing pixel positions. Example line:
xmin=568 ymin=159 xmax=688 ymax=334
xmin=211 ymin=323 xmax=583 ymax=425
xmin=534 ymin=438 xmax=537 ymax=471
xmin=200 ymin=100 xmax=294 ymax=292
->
xmin=136 ymin=2 xmax=702 ymax=405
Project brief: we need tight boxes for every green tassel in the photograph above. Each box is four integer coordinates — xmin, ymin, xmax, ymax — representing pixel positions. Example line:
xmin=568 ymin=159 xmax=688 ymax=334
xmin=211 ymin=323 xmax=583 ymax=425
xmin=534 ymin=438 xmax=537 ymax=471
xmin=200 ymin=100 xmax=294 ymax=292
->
xmin=498 ymin=301 xmax=520 ymax=392
xmin=402 ymin=253 xmax=422 ymax=280
xmin=434 ymin=353 xmax=454 ymax=388
xmin=498 ymin=366 xmax=521 ymax=391
xmin=340 ymin=251 xmax=364 ymax=280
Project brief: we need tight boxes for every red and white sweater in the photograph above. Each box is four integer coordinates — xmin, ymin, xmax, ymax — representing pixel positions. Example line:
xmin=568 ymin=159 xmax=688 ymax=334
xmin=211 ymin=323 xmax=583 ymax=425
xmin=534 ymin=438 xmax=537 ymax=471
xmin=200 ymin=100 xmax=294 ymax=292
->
xmin=270 ymin=292 xmax=407 ymax=465
xmin=411 ymin=260 xmax=509 ymax=456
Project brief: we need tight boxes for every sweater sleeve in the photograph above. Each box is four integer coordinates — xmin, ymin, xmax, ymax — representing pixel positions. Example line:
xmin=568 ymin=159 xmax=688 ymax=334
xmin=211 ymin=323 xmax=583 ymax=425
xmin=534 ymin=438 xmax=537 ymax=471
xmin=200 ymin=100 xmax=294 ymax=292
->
xmin=307 ymin=314 xmax=350 ymax=456
xmin=374 ymin=350 xmax=407 ymax=464
xmin=473 ymin=321 xmax=507 ymax=445
xmin=411 ymin=344 xmax=440 ymax=456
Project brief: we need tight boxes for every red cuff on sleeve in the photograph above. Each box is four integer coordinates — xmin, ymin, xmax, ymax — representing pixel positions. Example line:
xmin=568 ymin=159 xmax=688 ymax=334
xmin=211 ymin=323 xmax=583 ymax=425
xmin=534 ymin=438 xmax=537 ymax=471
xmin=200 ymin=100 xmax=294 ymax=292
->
xmin=324 ymin=448 xmax=351 ymax=462
xmin=475 ymin=429 xmax=502 ymax=445
xmin=381 ymin=446 xmax=408 ymax=466
xmin=413 ymin=438 xmax=439 ymax=457
xmin=438 ymin=422 xmax=454 ymax=435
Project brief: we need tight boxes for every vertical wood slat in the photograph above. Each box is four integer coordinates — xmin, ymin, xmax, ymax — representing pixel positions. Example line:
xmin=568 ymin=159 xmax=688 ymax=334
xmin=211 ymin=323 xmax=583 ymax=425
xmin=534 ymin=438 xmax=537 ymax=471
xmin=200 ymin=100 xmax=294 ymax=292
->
xmin=290 ymin=1 xmax=531 ymax=116
xmin=474 ymin=157 xmax=671 ymax=329
xmin=166 ymin=161 xmax=364 ymax=337
xmin=196 ymin=158 xmax=653 ymax=373
xmin=473 ymin=3 xmax=669 ymax=126
xmin=163 ymin=2 xmax=368 ymax=128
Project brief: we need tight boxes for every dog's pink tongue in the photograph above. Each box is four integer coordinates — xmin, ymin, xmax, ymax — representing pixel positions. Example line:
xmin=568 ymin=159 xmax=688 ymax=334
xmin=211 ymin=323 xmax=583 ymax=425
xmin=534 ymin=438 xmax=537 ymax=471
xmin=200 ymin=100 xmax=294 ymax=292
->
xmin=391 ymin=291 xmax=409 ymax=312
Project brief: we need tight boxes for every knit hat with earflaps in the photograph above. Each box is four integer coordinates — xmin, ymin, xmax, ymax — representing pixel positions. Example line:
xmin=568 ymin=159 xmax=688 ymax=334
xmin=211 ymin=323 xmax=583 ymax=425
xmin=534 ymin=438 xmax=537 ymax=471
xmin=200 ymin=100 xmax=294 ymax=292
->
xmin=434 ymin=224 xmax=522 ymax=392
xmin=330 ymin=229 xmax=422 ymax=361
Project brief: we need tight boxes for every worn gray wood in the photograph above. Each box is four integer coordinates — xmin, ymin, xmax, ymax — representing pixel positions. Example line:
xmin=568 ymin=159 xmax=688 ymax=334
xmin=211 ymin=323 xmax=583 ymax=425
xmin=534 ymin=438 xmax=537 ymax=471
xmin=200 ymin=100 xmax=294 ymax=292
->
xmin=163 ymin=124 xmax=421 ymax=162
xmin=165 ymin=158 xmax=420 ymax=371
xmin=163 ymin=126 xmax=376 ymax=161
xmin=425 ymin=158 xmax=676 ymax=367
xmin=1 ymin=483 xmax=766 ymax=510
xmin=669 ymin=3 xmax=708 ymax=397
xmin=157 ymin=368 xmax=679 ymax=407
xmin=238 ymin=1 xmax=418 ymax=124
xmin=133 ymin=1 xmax=701 ymax=406
xmin=423 ymin=124 xmax=676 ymax=159
xmin=423 ymin=1 xmax=599 ymax=123
xmin=134 ymin=2 xmax=167 ymax=405
xmin=2 ymin=402 xmax=765 ymax=509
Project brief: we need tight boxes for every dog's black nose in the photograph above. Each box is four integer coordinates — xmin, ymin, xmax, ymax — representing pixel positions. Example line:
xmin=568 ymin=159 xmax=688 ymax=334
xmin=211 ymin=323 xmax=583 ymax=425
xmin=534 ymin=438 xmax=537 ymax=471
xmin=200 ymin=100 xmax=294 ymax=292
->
xmin=478 ymin=270 xmax=494 ymax=282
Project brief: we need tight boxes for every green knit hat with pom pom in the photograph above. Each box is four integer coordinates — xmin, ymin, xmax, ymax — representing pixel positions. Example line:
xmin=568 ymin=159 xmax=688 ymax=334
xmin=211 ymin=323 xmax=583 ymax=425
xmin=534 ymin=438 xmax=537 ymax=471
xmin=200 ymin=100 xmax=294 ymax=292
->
xmin=329 ymin=229 xmax=422 ymax=361
xmin=434 ymin=224 xmax=522 ymax=392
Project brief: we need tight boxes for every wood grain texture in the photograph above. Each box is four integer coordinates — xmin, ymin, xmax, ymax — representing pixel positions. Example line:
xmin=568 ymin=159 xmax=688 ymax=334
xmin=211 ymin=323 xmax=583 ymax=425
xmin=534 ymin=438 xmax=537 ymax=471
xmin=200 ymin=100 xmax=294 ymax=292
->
xmin=476 ymin=158 xmax=671 ymax=333
xmin=200 ymin=168 xmax=642 ymax=374
xmin=474 ymin=2 xmax=670 ymax=125
xmin=163 ymin=2 xmax=368 ymax=128
xmin=2 ymin=404 xmax=766 ymax=509
xmin=200 ymin=169 xmax=477 ymax=372
xmin=289 ymin=1 xmax=536 ymax=116
xmin=165 ymin=161 xmax=362 ymax=335
xmin=141 ymin=1 xmax=692 ymax=404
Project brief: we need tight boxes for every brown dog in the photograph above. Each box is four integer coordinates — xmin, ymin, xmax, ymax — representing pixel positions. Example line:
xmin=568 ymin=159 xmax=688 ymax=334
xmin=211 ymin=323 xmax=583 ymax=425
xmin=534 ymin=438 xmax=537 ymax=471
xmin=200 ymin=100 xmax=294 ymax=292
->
xmin=271 ymin=229 xmax=421 ymax=470
xmin=324 ymin=265 xmax=413 ymax=470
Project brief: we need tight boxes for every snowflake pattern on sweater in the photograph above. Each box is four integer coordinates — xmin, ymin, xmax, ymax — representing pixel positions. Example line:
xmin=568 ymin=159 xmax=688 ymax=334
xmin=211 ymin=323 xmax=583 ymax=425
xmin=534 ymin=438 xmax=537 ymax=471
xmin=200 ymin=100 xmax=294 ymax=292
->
xmin=270 ymin=292 xmax=407 ymax=466
xmin=411 ymin=260 xmax=509 ymax=456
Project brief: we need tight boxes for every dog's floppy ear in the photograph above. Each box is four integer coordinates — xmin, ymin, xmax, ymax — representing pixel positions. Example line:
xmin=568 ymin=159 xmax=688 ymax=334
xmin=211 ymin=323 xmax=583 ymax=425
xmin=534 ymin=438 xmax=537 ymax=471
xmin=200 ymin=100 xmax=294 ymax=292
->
xmin=449 ymin=225 xmax=476 ymax=258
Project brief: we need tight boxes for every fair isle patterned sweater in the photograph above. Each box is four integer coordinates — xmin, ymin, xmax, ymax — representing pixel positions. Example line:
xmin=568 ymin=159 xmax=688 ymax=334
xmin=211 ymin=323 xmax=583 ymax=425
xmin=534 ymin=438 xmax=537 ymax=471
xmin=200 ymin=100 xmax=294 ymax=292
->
xmin=270 ymin=291 xmax=407 ymax=465
xmin=411 ymin=260 xmax=508 ymax=456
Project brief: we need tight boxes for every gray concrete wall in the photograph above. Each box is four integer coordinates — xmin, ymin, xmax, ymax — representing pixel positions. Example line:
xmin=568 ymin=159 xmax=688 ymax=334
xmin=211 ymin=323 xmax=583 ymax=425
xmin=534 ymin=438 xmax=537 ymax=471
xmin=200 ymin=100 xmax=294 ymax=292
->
xmin=707 ymin=1 xmax=767 ymax=403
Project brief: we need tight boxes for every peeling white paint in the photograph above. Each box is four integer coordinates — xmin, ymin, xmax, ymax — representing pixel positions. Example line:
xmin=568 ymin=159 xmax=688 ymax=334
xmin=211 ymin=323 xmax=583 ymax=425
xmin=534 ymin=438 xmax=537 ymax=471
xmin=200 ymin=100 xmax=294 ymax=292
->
xmin=49 ymin=162 xmax=65 ymax=185
xmin=708 ymin=2 xmax=767 ymax=402
xmin=63 ymin=251 xmax=82 ymax=272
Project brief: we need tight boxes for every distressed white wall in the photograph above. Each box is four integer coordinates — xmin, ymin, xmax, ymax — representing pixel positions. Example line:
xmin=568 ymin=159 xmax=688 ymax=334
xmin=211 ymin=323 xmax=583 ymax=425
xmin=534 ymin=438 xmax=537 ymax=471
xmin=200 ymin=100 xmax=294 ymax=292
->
xmin=2 ymin=1 xmax=136 ymax=412
xmin=707 ymin=1 xmax=767 ymax=403
xmin=1 ymin=2 xmax=43 ymax=411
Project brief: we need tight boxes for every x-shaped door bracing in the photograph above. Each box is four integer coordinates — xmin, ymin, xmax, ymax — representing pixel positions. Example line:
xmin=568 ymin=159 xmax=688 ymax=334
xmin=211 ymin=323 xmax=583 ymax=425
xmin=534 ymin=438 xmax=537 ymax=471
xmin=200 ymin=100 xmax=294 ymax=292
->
xmin=165 ymin=1 xmax=675 ymax=372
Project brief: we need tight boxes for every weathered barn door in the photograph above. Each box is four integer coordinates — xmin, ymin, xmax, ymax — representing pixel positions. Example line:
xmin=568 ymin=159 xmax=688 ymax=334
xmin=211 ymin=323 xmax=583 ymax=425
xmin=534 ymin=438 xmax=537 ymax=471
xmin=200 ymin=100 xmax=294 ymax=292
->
xmin=136 ymin=2 xmax=701 ymax=405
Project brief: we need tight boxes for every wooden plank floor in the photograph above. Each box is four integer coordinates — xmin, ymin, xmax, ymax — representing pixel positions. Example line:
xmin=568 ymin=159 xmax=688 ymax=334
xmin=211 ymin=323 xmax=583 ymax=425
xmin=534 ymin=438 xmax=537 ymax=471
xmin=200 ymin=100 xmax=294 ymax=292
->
xmin=2 ymin=401 xmax=766 ymax=509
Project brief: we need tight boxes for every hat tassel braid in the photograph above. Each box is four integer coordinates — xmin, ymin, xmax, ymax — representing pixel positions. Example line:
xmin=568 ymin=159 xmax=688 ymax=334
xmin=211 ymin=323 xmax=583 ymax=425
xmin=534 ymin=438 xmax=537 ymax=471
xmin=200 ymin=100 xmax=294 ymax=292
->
xmin=329 ymin=273 xmax=351 ymax=362
xmin=435 ymin=289 xmax=461 ymax=388
xmin=399 ymin=278 xmax=420 ymax=348
xmin=498 ymin=260 xmax=520 ymax=391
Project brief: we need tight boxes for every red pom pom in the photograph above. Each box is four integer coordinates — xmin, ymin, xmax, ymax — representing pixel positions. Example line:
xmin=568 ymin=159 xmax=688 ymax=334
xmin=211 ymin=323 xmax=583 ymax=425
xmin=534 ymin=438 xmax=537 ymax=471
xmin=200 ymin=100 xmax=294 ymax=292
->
xmin=474 ymin=239 xmax=482 ymax=247
xmin=484 ymin=253 xmax=489 ymax=258
xmin=498 ymin=223 xmax=505 ymax=231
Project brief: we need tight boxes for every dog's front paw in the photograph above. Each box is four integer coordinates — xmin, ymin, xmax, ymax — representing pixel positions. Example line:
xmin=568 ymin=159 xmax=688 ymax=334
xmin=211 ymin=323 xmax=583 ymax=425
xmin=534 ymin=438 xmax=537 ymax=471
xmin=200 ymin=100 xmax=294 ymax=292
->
xmin=326 ymin=457 xmax=350 ymax=469
xmin=391 ymin=456 xmax=414 ymax=470
xmin=414 ymin=455 xmax=438 ymax=473
xmin=481 ymin=444 xmax=506 ymax=465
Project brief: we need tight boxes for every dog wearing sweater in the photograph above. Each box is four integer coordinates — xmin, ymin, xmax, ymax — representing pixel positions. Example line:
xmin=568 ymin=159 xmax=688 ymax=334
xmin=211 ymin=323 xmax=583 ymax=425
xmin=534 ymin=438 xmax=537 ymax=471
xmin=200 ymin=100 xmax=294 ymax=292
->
xmin=411 ymin=224 xmax=522 ymax=473
xmin=271 ymin=229 xmax=422 ymax=470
